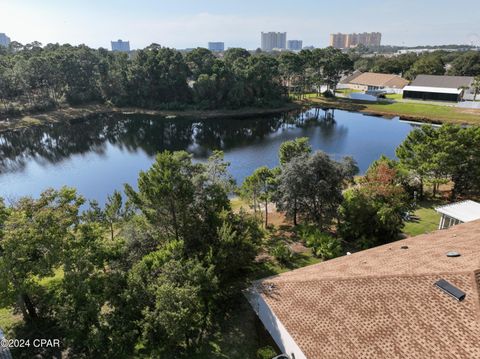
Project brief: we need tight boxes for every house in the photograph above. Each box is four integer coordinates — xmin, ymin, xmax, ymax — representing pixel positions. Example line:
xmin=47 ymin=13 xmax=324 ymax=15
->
xmin=403 ymin=75 xmax=474 ymax=102
xmin=435 ymin=200 xmax=480 ymax=229
xmin=247 ymin=220 xmax=480 ymax=359
xmin=340 ymin=71 xmax=409 ymax=94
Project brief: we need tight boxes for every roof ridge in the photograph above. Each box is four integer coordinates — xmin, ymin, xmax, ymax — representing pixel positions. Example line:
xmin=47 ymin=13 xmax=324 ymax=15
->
xmin=259 ymin=269 xmax=480 ymax=285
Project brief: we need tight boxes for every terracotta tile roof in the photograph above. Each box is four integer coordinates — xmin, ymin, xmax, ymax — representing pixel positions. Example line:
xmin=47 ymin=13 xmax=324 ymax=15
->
xmin=344 ymin=72 xmax=409 ymax=89
xmin=254 ymin=220 xmax=480 ymax=359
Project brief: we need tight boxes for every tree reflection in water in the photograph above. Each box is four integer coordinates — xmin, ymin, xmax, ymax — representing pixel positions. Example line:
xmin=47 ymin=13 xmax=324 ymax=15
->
xmin=0 ymin=108 xmax=341 ymax=175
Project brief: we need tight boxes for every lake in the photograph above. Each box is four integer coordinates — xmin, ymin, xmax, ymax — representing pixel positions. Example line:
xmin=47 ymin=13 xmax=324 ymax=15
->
xmin=0 ymin=108 xmax=419 ymax=204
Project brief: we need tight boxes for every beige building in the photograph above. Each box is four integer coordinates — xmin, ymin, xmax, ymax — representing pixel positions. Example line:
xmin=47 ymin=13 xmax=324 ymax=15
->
xmin=330 ymin=32 xmax=382 ymax=49
xmin=340 ymin=71 xmax=409 ymax=93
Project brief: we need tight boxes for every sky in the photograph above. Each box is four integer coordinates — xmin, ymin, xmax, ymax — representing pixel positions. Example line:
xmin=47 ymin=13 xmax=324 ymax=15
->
xmin=1 ymin=0 xmax=479 ymax=50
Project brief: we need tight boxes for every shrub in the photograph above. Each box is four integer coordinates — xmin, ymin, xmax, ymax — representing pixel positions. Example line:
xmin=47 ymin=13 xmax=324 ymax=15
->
xmin=300 ymin=227 xmax=342 ymax=260
xmin=256 ymin=346 xmax=277 ymax=359
xmin=271 ymin=243 xmax=293 ymax=265
xmin=322 ymin=90 xmax=335 ymax=98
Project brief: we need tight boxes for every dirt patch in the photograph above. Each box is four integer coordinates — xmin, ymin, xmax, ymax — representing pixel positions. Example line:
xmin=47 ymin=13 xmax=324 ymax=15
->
xmin=289 ymin=241 xmax=309 ymax=254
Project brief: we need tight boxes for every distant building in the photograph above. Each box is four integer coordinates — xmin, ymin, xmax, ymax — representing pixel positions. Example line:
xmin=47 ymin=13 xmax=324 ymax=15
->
xmin=0 ymin=33 xmax=11 ymax=47
xmin=340 ymin=71 xmax=409 ymax=94
xmin=111 ymin=39 xmax=130 ymax=52
xmin=208 ymin=42 xmax=225 ymax=52
xmin=330 ymin=32 xmax=381 ymax=49
xmin=403 ymin=75 xmax=474 ymax=102
xmin=261 ymin=32 xmax=287 ymax=52
xmin=330 ymin=33 xmax=348 ymax=49
xmin=287 ymin=40 xmax=303 ymax=51
xmin=396 ymin=48 xmax=459 ymax=55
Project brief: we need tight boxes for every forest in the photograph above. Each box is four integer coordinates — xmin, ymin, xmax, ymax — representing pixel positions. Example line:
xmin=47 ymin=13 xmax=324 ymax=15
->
xmin=1 ymin=41 xmax=480 ymax=118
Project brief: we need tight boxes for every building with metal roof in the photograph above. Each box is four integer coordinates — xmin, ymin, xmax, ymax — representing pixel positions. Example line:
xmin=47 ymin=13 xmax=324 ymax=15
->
xmin=403 ymin=75 xmax=474 ymax=102
xmin=436 ymin=200 xmax=480 ymax=229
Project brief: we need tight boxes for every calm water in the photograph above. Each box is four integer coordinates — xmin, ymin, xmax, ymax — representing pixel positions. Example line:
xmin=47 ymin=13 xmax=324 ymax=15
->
xmin=0 ymin=108 xmax=419 ymax=203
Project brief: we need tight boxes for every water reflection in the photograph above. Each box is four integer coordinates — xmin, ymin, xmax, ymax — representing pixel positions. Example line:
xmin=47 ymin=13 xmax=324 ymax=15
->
xmin=0 ymin=109 xmax=342 ymax=175
xmin=0 ymin=108 xmax=418 ymax=202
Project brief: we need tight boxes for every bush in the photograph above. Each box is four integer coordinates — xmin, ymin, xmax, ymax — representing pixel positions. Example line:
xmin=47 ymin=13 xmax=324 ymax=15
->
xmin=322 ymin=90 xmax=335 ymax=98
xmin=300 ymin=227 xmax=342 ymax=260
xmin=271 ymin=243 xmax=293 ymax=265
xmin=256 ymin=346 xmax=277 ymax=359
xmin=339 ymin=185 xmax=407 ymax=249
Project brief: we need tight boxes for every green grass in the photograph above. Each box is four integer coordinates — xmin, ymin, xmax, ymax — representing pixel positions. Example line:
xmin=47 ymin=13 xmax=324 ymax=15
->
xmin=301 ymin=96 xmax=480 ymax=125
xmin=336 ymin=88 xmax=361 ymax=96
xmin=230 ymin=197 xmax=250 ymax=212
xmin=385 ymin=93 xmax=403 ymax=100
xmin=0 ymin=268 xmax=64 ymax=335
xmin=252 ymin=250 xmax=322 ymax=279
xmin=403 ymin=200 xmax=442 ymax=237
xmin=369 ymin=101 xmax=469 ymax=121
xmin=0 ymin=307 xmax=21 ymax=333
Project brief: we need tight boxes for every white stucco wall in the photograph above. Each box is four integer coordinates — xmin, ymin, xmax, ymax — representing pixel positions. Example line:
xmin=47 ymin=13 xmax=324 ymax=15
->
xmin=247 ymin=290 xmax=308 ymax=359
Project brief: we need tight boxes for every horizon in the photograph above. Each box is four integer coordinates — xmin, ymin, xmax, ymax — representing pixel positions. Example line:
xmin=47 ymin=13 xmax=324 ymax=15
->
xmin=1 ymin=0 xmax=479 ymax=50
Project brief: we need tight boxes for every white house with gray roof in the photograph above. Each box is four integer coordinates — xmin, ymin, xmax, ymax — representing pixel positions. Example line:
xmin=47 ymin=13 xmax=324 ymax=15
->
xmin=403 ymin=75 xmax=474 ymax=102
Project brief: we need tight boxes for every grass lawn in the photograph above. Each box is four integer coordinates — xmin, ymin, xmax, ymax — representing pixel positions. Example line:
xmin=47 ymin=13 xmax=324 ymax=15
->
xmin=385 ymin=93 xmax=403 ymax=100
xmin=0 ymin=268 xmax=64 ymax=336
xmin=0 ymin=307 xmax=21 ymax=333
xmin=300 ymin=97 xmax=480 ymax=125
xmin=230 ymin=197 xmax=250 ymax=212
xmin=335 ymin=88 xmax=361 ymax=96
xmin=403 ymin=200 xmax=442 ymax=237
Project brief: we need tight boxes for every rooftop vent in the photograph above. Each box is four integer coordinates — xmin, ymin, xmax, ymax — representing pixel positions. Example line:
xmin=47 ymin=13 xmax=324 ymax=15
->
xmin=446 ymin=251 xmax=461 ymax=257
xmin=434 ymin=279 xmax=466 ymax=301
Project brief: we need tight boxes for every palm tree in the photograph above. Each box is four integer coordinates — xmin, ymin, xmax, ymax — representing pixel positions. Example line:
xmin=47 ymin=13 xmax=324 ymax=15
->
xmin=458 ymin=84 xmax=470 ymax=100
xmin=471 ymin=76 xmax=480 ymax=101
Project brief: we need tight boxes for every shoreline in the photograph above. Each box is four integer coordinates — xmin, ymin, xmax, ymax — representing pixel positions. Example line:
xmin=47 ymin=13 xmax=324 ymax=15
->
xmin=1 ymin=96 xmax=479 ymax=133
xmin=0 ymin=103 xmax=303 ymax=133
xmin=296 ymin=97 xmax=480 ymax=125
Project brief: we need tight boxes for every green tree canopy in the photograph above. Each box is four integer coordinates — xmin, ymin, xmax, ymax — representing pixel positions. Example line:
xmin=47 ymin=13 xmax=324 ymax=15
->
xmin=276 ymin=151 xmax=353 ymax=228
xmin=339 ymin=159 xmax=410 ymax=249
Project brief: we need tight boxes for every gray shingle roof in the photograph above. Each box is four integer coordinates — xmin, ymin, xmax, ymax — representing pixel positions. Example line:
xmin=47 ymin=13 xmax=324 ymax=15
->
xmin=411 ymin=75 xmax=474 ymax=89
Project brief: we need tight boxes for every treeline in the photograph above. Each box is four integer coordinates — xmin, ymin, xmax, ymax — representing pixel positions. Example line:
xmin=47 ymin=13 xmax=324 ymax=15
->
xmin=350 ymin=49 xmax=480 ymax=79
xmin=0 ymin=43 xmax=285 ymax=116
xmin=0 ymin=42 xmax=354 ymax=117
xmin=2 ymin=41 xmax=480 ymax=119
